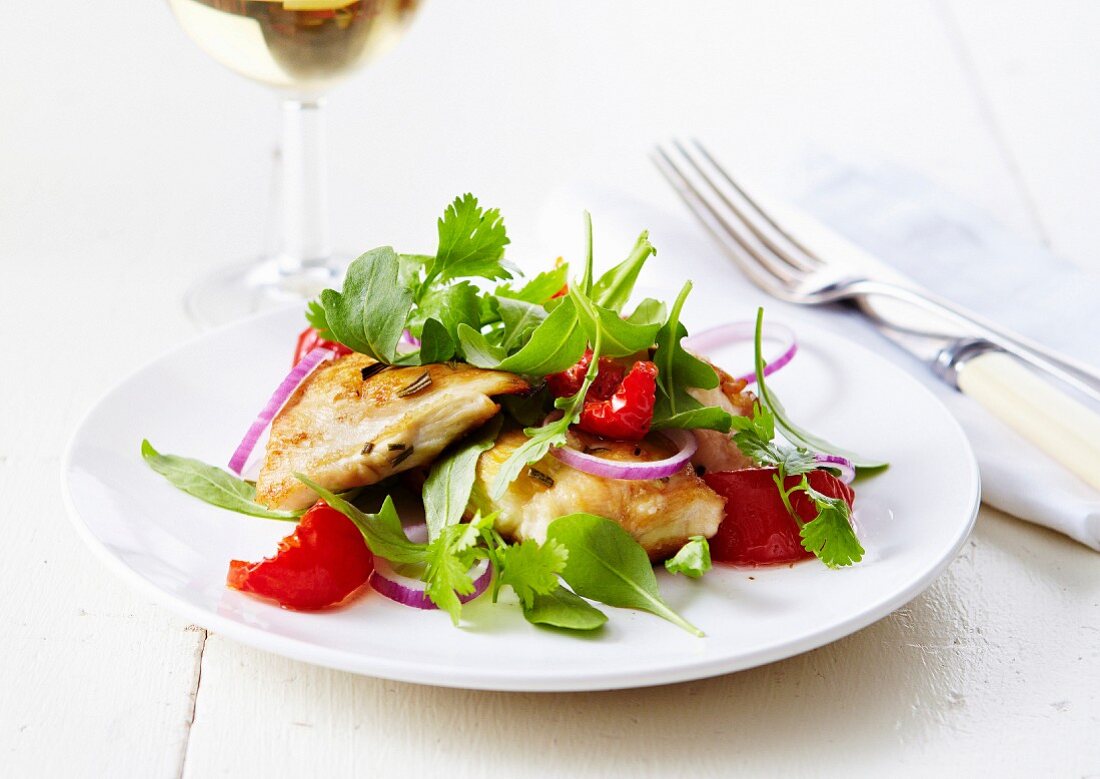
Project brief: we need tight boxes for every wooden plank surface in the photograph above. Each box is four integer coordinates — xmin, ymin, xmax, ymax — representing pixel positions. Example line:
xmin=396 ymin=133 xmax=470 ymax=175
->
xmin=2 ymin=1 xmax=1098 ymax=776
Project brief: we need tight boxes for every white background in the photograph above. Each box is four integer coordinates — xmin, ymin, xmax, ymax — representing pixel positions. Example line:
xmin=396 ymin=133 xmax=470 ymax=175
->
xmin=2 ymin=1 xmax=1099 ymax=775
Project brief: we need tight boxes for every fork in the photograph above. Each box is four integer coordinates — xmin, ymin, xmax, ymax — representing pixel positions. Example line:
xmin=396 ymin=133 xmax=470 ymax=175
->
xmin=652 ymin=139 xmax=1100 ymax=407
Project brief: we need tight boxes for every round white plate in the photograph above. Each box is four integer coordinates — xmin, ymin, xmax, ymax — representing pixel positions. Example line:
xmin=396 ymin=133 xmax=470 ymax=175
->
xmin=62 ymin=305 xmax=979 ymax=692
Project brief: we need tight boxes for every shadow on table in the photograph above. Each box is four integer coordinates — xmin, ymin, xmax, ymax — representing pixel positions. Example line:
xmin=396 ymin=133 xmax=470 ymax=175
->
xmin=348 ymin=555 xmax=983 ymax=768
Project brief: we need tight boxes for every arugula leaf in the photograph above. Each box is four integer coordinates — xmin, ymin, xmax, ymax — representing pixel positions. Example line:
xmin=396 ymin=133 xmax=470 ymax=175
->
xmin=798 ymin=479 xmax=865 ymax=568
xmin=752 ymin=308 xmax=887 ymax=469
xmin=411 ymin=281 xmax=482 ymax=344
xmin=626 ymin=297 xmax=667 ymax=327
xmin=488 ymin=330 xmax=603 ymax=499
xmin=417 ymin=318 xmax=456 ymax=363
xmin=664 ymin=536 xmax=712 ymax=578
xmin=462 ymin=297 xmax=586 ymax=375
xmin=141 ymin=440 xmax=304 ymax=520
xmin=427 ymin=193 xmax=512 ymax=286
xmin=494 ymin=296 xmax=548 ymax=352
xmin=649 ymin=281 xmax=731 ymax=433
xmin=547 ymin=513 xmax=703 ymax=636
xmin=422 ymin=416 xmax=501 ymax=540
xmin=578 ymin=210 xmax=594 ymax=295
xmin=590 ymin=231 xmax=655 ymax=312
xmin=320 ymin=247 xmax=411 ymax=362
xmin=296 ymin=475 xmax=428 ymax=565
xmin=498 ymin=538 xmax=569 ymax=609
xmin=569 ymin=285 xmax=660 ymax=358
xmin=499 ymin=387 xmax=551 ymax=427
xmin=523 ymin=586 xmax=608 ymax=631
xmin=496 ymin=265 xmax=568 ymax=305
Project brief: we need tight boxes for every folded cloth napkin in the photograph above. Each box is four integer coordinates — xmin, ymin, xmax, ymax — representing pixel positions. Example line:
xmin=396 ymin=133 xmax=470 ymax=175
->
xmin=537 ymin=162 xmax=1100 ymax=550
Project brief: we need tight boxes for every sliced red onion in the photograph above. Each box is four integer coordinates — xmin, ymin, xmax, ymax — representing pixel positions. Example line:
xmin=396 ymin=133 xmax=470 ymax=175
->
xmin=228 ymin=346 xmax=336 ymax=474
xmin=400 ymin=329 xmax=421 ymax=349
xmin=551 ymin=429 xmax=697 ymax=480
xmin=682 ymin=321 xmax=797 ymax=385
xmin=814 ymin=453 xmax=856 ymax=484
xmin=369 ymin=556 xmax=491 ymax=610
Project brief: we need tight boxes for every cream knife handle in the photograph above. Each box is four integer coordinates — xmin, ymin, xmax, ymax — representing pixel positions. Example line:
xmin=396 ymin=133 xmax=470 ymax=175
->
xmin=956 ymin=351 xmax=1100 ymax=493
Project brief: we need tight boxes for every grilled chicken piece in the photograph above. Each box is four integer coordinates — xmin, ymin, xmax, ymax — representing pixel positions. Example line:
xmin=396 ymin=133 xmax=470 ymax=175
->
xmin=256 ymin=354 xmax=528 ymax=510
xmin=687 ymin=362 xmax=757 ymax=474
xmin=471 ymin=428 xmax=725 ymax=560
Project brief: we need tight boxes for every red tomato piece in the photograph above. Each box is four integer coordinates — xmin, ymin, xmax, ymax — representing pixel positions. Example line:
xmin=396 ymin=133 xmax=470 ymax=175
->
xmin=293 ymin=327 xmax=351 ymax=367
xmin=577 ymin=360 xmax=658 ymax=440
xmin=703 ymin=468 xmax=855 ymax=566
xmin=227 ymin=502 xmax=373 ymax=610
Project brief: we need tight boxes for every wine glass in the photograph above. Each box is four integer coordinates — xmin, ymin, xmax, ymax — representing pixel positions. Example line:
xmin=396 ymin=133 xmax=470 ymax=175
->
xmin=167 ymin=0 xmax=421 ymax=327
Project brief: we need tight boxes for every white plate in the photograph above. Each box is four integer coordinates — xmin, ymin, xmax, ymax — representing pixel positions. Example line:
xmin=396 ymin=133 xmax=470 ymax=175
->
xmin=62 ymin=305 xmax=979 ymax=692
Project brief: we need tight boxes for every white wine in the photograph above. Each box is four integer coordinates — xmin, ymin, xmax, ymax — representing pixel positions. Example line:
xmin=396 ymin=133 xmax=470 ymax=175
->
xmin=168 ymin=0 xmax=420 ymax=92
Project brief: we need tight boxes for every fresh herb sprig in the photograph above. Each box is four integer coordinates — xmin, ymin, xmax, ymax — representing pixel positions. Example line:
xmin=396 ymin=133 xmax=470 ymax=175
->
xmin=728 ymin=310 xmax=870 ymax=568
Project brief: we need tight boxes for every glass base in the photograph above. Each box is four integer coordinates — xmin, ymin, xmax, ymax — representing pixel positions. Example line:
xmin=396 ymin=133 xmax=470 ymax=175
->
xmin=184 ymin=254 xmax=349 ymax=329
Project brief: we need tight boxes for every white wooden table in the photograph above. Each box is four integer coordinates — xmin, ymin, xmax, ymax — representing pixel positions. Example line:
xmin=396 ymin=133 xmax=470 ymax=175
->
xmin=3 ymin=2 xmax=1098 ymax=775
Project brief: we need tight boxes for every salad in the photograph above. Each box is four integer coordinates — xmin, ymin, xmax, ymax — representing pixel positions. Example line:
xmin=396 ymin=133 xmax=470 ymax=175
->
xmin=143 ymin=194 xmax=885 ymax=636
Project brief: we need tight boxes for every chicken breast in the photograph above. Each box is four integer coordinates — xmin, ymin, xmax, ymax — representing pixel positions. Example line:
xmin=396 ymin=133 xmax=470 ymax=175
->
xmin=256 ymin=354 xmax=529 ymax=510
xmin=687 ymin=362 xmax=757 ymax=474
xmin=471 ymin=428 xmax=726 ymax=560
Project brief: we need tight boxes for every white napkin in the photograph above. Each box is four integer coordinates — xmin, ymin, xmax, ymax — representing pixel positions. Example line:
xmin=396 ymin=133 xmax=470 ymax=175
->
xmin=536 ymin=163 xmax=1100 ymax=551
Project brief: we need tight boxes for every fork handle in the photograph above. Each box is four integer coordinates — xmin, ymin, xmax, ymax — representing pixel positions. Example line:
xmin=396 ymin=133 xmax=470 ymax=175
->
xmin=853 ymin=279 xmax=1100 ymax=406
xmin=956 ymin=350 xmax=1100 ymax=493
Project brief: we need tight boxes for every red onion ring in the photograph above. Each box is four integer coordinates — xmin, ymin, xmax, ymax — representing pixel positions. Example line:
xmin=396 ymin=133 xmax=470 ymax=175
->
xmin=551 ymin=429 xmax=698 ymax=480
xmin=228 ymin=346 xmax=336 ymax=474
xmin=813 ymin=453 xmax=856 ymax=484
xmin=399 ymin=329 xmax=421 ymax=350
xmin=369 ymin=556 xmax=491 ymax=610
xmin=682 ymin=321 xmax=797 ymax=385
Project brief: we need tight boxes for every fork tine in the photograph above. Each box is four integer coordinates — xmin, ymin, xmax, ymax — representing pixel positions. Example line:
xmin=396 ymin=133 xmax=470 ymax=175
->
xmin=651 ymin=144 xmax=796 ymax=299
xmin=673 ymin=138 xmax=822 ymax=275
xmin=688 ymin=138 xmax=821 ymax=270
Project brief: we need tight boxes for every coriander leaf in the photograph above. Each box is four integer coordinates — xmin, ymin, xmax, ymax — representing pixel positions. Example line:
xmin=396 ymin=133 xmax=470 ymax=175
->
xmin=495 ymin=296 xmax=548 ymax=352
xmin=321 ymin=246 xmax=411 ymax=362
xmin=397 ymin=253 xmax=433 ymax=294
xmin=496 ymin=265 xmax=568 ymax=304
xmin=141 ymin=440 xmax=304 ymax=520
xmin=464 ymin=297 xmax=586 ymax=375
xmin=523 ymin=586 xmax=608 ymax=631
xmin=418 ymin=318 xmax=455 ymax=363
xmin=411 ymin=281 xmax=482 ymax=343
xmin=423 ymin=523 xmax=483 ymax=624
xmin=296 ymin=475 xmax=428 ymax=565
xmin=751 ymin=308 xmax=888 ymax=469
xmin=569 ymin=285 xmax=660 ymax=358
xmin=664 ymin=536 xmax=712 ymax=578
xmin=590 ymin=231 xmax=656 ymax=312
xmin=499 ymin=538 xmax=569 ymax=609
xmin=547 ymin=513 xmax=704 ymax=637
xmin=305 ymin=299 xmax=335 ymax=342
xmin=422 ymin=416 xmax=501 ymax=540
xmin=798 ymin=480 xmax=865 ymax=568
xmin=429 ymin=193 xmax=511 ymax=285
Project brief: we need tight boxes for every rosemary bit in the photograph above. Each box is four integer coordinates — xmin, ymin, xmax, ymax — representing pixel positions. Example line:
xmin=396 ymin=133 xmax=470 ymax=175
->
xmin=527 ymin=467 xmax=555 ymax=488
xmin=360 ymin=363 xmax=388 ymax=382
xmin=388 ymin=443 xmax=406 ymax=450
xmin=397 ymin=371 xmax=433 ymax=398
xmin=390 ymin=445 xmax=415 ymax=467
xmin=361 ymin=442 xmax=375 ymax=455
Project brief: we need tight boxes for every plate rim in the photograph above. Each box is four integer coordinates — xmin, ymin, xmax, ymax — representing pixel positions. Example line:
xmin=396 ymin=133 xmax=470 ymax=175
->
xmin=60 ymin=307 xmax=981 ymax=692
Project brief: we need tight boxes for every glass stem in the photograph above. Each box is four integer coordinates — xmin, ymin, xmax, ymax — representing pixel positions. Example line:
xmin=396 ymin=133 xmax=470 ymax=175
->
xmin=278 ymin=97 xmax=332 ymax=274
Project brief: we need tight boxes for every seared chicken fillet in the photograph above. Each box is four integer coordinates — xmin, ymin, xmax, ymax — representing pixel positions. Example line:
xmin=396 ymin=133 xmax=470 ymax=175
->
xmin=256 ymin=354 xmax=529 ymax=510
xmin=471 ymin=428 xmax=725 ymax=560
xmin=687 ymin=362 xmax=757 ymax=474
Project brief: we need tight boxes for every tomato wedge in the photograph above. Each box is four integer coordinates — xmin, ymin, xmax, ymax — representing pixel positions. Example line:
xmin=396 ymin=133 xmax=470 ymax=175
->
xmin=703 ymin=469 xmax=855 ymax=566
xmin=227 ymin=502 xmax=373 ymax=610
xmin=293 ymin=327 xmax=351 ymax=367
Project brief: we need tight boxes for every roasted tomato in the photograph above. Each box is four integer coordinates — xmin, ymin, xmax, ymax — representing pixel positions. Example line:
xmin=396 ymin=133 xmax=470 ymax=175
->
xmin=703 ymin=469 xmax=854 ymax=566
xmin=293 ymin=327 xmax=351 ymax=367
xmin=546 ymin=351 xmax=657 ymax=441
xmin=227 ymin=502 xmax=373 ymax=610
